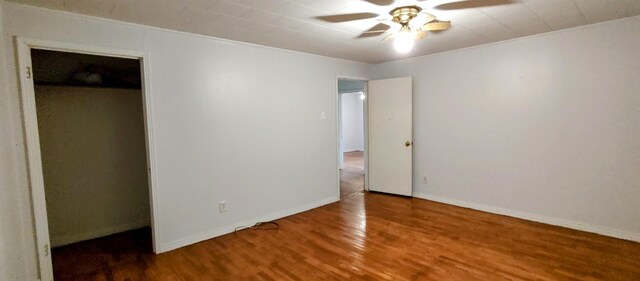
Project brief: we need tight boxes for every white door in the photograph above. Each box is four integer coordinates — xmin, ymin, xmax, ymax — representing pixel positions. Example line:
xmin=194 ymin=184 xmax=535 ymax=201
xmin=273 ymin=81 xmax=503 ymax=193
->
xmin=368 ymin=77 xmax=413 ymax=196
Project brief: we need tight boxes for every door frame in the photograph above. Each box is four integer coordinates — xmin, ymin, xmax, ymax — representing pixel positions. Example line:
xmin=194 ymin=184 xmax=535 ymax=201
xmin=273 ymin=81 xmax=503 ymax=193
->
xmin=335 ymin=76 xmax=370 ymax=198
xmin=15 ymin=37 xmax=160 ymax=281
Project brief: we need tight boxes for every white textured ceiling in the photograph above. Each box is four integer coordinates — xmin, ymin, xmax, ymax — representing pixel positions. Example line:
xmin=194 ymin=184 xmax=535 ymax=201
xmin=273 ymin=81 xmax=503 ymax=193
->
xmin=7 ymin=0 xmax=640 ymax=63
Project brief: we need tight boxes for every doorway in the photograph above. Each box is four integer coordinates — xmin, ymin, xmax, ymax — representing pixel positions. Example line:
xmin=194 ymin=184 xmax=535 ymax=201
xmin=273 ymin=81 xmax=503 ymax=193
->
xmin=337 ymin=78 xmax=367 ymax=198
xmin=336 ymin=76 xmax=413 ymax=199
xmin=16 ymin=38 xmax=158 ymax=281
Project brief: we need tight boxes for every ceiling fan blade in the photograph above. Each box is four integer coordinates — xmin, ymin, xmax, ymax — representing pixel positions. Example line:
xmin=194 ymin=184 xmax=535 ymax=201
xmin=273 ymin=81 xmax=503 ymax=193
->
xmin=377 ymin=18 xmax=401 ymax=29
xmin=315 ymin=12 xmax=379 ymax=23
xmin=382 ymin=31 xmax=426 ymax=42
xmin=362 ymin=0 xmax=396 ymax=6
xmin=422 ymin=20 xmax=451 ymax=31
xmin=433 ymin=0 xmax=515 ymax=10
xmin=423 ymin=12 xmax=437 ymax=23
xmin=357 ymin=31 xmax=386 ymax=38
xmin=364 ymin=23 xmax=391 ymax=33
xmin=410 ymin=12 xmax=437 ymax=30
xmin=357 ymin=23 xmax=390 ymax=38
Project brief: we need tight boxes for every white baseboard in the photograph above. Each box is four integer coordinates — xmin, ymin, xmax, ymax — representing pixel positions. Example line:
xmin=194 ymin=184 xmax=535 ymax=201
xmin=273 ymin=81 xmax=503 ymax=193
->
xmin=51 ymin=219 xmax=151 ymax=247
xmin=413 ymin=192 xmax=640 ymax=243
xmin=157 ymin=196 xmax=339 ymax=253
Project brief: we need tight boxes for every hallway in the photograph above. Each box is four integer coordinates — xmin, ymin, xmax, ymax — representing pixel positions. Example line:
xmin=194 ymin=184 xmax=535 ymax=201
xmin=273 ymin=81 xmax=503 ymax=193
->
xmin=340 ymin=151 xmax=364 ymax=198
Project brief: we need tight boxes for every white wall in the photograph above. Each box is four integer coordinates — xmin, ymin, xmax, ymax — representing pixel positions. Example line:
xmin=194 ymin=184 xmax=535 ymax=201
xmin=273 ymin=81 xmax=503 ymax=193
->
xmin=3 ymin=2 xmax=639 ymax=280
xmin=0 ymin=3 xmax=369 ymax=280
xmin=341 ymin=93 xmax=364 ymax=152
xmin=35 ymin=86 xmax=150 ymax=247
xmin=371 ymin=16 xmax=640 ymax=241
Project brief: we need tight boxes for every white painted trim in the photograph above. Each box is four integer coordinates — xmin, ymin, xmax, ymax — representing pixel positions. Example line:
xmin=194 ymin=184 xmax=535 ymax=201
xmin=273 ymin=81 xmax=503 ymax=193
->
xmin=16 ymin=37 xmax=53 ymax=281
xmin=413 ymin=192 xmax=640 ymax=243
xmin=362 ymin=81 xmax=369 ymax=191
xmin=51 ymin=220 xmax=151 ymax=248
xmin=15 ymin=37 xmax=160 ymax=281
xmin=158 ymin=196 xmax=339 ymax=252
xmin=337 ymin=88 xmax=344 ymax=171
xmin=17 ymin=37 xmax=147 ymax=59
xmin=139 ymin=51 xmax=161 ymax=254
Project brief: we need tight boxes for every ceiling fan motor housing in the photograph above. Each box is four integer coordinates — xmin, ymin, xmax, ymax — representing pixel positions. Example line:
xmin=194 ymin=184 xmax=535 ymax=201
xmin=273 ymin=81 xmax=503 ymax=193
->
xmin=390 ymin=6 xmax=422 ymax=24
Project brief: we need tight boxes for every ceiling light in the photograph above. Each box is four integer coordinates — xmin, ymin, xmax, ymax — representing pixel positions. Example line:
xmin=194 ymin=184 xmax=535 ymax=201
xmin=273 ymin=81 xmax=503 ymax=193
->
xmin=394 ymin=25 xmax=415 ymax=53
xmin=360 ymin=92 xmax=366 ymax=100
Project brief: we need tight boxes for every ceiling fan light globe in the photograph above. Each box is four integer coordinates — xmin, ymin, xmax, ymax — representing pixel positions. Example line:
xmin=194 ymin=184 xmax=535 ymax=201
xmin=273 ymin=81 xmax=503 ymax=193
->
xmin=394 ymin=31 xmax=415 ymax=53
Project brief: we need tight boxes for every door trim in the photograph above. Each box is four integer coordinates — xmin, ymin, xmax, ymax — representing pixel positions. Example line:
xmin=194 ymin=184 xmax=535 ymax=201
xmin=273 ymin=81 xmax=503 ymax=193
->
xmin=15 ymin=37 xmax=160 ymax=281
xmin=335 ymin=76 xmax=370 ymax=199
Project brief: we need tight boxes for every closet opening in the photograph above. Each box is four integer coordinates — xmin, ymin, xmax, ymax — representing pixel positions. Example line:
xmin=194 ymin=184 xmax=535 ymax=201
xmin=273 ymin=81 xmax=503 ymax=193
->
xmin=16 ymin=38 xmax=158 ymax=281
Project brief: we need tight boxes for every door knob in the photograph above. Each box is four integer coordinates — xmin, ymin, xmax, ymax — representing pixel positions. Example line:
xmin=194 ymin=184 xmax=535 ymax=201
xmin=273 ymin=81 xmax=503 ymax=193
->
xmin=405 ymin=141 xmax=412 ymax=147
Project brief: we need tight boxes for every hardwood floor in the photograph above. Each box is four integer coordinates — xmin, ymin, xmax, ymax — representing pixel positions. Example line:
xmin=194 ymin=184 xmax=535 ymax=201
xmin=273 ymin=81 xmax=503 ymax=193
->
xmin=52 ymin=192 xmax=640 ymax=280
xmin=340 ymin=151 xmax=364 ymax=199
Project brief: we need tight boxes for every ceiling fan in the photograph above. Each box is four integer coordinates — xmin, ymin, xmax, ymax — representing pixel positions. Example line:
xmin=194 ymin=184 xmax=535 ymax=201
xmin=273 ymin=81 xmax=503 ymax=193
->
xmin=316 ymin=0 xmax=514 ymax=53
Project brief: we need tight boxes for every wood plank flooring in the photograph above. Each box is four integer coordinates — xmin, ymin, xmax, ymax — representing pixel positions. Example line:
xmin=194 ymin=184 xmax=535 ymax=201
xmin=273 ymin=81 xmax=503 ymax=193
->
xmin=340 ymin=151 xmax=364 ymax=199
xmin=52 ymin=191 xmax=640 ymax=280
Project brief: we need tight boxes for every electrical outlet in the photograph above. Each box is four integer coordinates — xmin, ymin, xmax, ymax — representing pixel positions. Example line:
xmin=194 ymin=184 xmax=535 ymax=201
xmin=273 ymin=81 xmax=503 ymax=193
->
xmin=218 ymin=201 xmax=227 ymax=213
xmin=422 ymin=176 xmax=427 ymax=184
